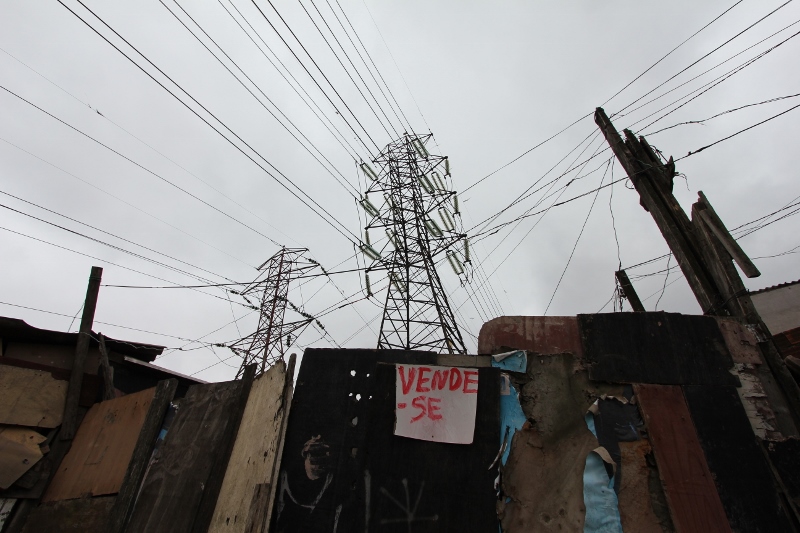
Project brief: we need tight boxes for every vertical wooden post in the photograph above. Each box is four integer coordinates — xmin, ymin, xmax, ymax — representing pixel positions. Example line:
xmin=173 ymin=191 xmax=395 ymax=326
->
xmin=61 ymin=265 xmax=103 ymax=440
xmin=615 ymin=269 xmax=645 ymax=312
xmin=595 ymin=107 xmax=800 ymax=433
xmin=98 ymin=333 xmax=116 ymax=401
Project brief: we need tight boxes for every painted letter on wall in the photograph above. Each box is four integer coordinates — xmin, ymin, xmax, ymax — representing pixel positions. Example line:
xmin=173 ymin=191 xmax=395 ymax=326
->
xmin=394 ymin=364 xmax=478 ymax=444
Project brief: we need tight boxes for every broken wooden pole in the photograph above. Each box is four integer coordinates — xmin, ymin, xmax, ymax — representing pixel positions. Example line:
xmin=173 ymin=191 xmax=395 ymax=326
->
xmin=615 ymin=269 xmax=645 ymax=312
xmin=98 ymin=333 xmax=115 ymax=401
xmin=61 ymin=265 xmax=103 ymax=440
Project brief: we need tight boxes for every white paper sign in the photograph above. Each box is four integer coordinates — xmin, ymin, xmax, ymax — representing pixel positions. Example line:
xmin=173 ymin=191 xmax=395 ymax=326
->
xmin=394 ymin=364 xmax=478 ymax=444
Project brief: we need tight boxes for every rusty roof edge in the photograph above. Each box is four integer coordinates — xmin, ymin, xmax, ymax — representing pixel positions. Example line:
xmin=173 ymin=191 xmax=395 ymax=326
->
xmin=750 ymin=279 xmax=800 ymax=296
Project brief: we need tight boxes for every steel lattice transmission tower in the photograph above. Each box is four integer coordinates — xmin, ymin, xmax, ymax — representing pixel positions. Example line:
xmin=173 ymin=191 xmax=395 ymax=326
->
xmin=231 ymin=247 xmax=317 ymax=377
xmin=358 ymin=133 xmax=470 ymax=354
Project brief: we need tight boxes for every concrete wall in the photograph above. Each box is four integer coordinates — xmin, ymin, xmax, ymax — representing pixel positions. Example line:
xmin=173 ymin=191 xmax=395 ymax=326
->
xmin=751 ymin=284 xmax=800 ymax=334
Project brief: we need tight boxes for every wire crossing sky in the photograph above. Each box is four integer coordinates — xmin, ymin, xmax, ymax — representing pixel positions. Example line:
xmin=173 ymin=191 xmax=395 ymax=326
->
xmin=1 ymin=0 xmax=799 ymax=381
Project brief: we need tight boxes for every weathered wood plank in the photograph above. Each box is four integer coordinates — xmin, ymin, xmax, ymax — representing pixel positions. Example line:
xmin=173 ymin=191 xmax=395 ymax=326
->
xmin=615 ymin=269 xmax=646 ymax=312
xmin=125 ymin=380 xmax=243 ymax=533
xmin=43 ymin=387 xmax=156 ymax=502
xmin=192 ymin=364 xmax=256 ymax=533
xmin=208 ymin=362 xmax=288 ymax=533
xmin=20 ymin=496 xmax=115 ymax=533
xmin=684 ymin=385 xmax=794 ymax=532
xmin=97 ymin=334 xmax=116 ymax=401
xmin=105 ymin=379 xmax=176 ymax=533
xmin=634 ymin=384 xmax=731 ymax=532
xmin=0 ymin=428 xmax=46 ymax=490
xmin=696 ymin=191 xmax=760 ymax=278
xmin=0 ymin=365 xmax=67 ymax=428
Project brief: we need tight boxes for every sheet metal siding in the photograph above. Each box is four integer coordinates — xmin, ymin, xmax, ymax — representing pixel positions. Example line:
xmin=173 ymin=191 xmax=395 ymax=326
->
xmin=579 ymin=312 xmax=737 ymax=386
xmin=683 ymin=385 xmax=794 ymax=532
xmin=364 ymin=363 xmax=500 ymax=532
xmin=635 ymin=384 xmax=732 ymax=532
xmin=271 ymin=349 xmax=438 ymax=532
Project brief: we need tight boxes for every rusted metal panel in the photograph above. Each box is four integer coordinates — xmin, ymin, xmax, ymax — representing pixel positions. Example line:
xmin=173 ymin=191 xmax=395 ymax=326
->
xmin=634 ymin=384 xmax=731 ymax=532
xmin=271 ymin=349 xmax=436 ymax=533
xmin=715 ymin=317 xmax=762 ymax=364
xmin=0 ymin=365 xmax=67 ymax=428
xmin=125 ymin=381 xmax=242 ymax=533
xmin=478 ymin=316 xmax=583 ymax=356
xmin=774 ymin=326 xmax=800 ymax=359
xmin=684 ymin=385 xmax=794 ymax=532
xmin=43 ymin=387 xmax=156 ymax=502
xmin=617 ymin=440 xmax=673 ymax=533
xmin=580 ymin=312 xmax=737 ymax=386
xmin=20 ymin=496 xmax=115 ymax=533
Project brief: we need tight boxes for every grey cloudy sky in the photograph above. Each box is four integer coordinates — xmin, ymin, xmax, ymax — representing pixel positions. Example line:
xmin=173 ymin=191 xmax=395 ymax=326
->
xmin=1 ymin=0 xmax=798 ymax=381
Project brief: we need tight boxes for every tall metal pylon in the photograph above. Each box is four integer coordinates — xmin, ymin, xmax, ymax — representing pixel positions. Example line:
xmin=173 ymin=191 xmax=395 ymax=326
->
xmin=231 ymin=247 xmax=317 ymax=377
xmin=358 ymin=133 xmax=469 ymax=354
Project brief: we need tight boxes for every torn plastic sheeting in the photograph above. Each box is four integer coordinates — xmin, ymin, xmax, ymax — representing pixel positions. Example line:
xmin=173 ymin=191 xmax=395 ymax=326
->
xmin=584 ymin=450 xmax=623 ymax=533
xmin=498 ymin=374 xmax=526 ymax=467
xmin=491 ymin=350 xmax=527 ymax=373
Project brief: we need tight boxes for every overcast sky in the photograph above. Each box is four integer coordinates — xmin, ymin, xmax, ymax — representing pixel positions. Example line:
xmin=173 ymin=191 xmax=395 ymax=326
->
xmin=1 ymin=0 xmax=798 ymax=381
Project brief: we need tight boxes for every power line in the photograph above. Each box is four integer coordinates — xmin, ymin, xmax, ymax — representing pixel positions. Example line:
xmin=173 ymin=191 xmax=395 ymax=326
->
xmin=677 ymin=100 xmax=800 ymax=160
xmin=300 ymin=0 xmax=399 ymax=138
xmin=254 ymin=0 xmax=383 ymax=153
xmin=216 ymin=0 xmax=362 ymax=161
xmin=60 ymin=0 xmax=366 ymax=249
xmin=163 ymin=0 xmax=361 ymax=197
xmin=0 ymin=136 xmax=254 ymax=268
xmin=327 ymin=0 xmax=413 ymax=133
xmin=0 ymin=84 xmax=285 ymax=247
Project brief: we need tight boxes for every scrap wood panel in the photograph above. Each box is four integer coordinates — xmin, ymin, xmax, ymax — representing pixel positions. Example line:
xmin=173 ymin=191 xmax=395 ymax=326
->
xmin=0 ymin=428 xmax=46 ymax=490
xmin=579 ymin=312 xmax=737 ymax=386
xmin=271 ymin=349 xmax=436 ymax=533
xmin=0 ymin=365 xmax=67 ymax=428
xmin=42 ymin=387 xmax=156 ymax=502
xmin=634 ymin=384 xmax=732 ymax=532
xmin=683 ymin=385 xmax=794 ymax=532
xmin=125 ymin=380 xmax=242 ymax=533
xmin=208 ymin=359 xmax=292 ymax=533
xmin=365 ymin=363 xmax=500 ymax=532
xmin=20 ymin=496 xmax=115 ymax=533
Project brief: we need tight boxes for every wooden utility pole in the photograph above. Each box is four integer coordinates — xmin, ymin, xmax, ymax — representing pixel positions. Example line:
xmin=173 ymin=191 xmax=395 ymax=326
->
xmin=615 ymin=270 xmax=645 ymax=312
xmin=595 ymin=107 xmax=800 ymax=429
xmin=61 ymin=265 xmax=103 ymax=440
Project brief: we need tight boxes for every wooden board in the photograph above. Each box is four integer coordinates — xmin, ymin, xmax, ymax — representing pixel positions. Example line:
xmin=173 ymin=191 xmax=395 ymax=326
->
xmin=271 ymin=348 xmax=436 ymax=533
xmin=208 ymin=361 xmax=288 ymax=533
xmin=0 ymin=358 xmax=100 ymax=408
xmin=684 ymin=385 xmax=794 ymax=532
xmin=0 ymin=498 xmax=16 ymax=529
xmin=125 ymin=380 xmax=242 ymax=533
xmin=580 ymin=312 xmax=737 ymax=386
xmin=0 ymin=365 xmax=67 ymax=428
xmin=634 ymin=384 xmax=731 ymax=532
xmin=20 ymin=496 xmax=114 ymax=533
xmin=42 ymin=387 xmax=156 ymax=502
xmin=0 ymin=427 xmax=46 ymax=490
xmin=715 ymin=317 xmax=762 ymax=365
xmin=363 ymin=363 xmax=499 ymax=532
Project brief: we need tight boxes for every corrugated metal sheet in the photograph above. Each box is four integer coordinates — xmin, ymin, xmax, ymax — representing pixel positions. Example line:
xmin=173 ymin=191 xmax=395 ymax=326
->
xmin=43 ymin=387 xmax=156 ymax=502
xmin=580 ymin=313 xmax=738 ymax=386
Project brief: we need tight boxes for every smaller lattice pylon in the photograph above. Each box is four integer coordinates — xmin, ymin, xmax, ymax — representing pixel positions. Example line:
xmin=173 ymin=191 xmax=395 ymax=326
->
xmin=231 ymin=248 xmax=316 ymax=377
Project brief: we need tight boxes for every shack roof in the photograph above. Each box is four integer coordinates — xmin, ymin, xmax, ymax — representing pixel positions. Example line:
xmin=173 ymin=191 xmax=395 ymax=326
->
xmin=0 ymin=316 xmax=164 ymax=362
